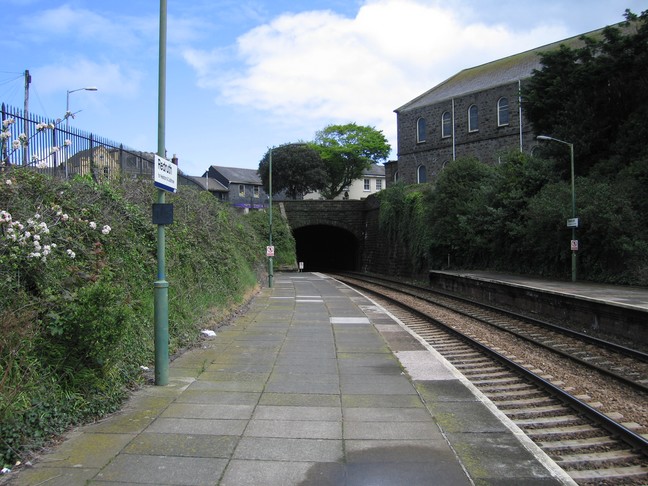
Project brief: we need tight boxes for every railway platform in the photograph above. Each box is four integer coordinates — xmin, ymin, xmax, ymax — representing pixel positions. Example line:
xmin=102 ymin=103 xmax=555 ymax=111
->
xmin=9 ymin=272 xmax=573 ymax=486
xmin=431 ymin=270 xmax=648 ymax=310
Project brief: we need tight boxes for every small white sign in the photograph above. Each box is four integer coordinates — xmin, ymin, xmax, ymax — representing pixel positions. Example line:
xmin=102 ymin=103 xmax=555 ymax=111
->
xmin=571 ymin=240 xmax=579 ymax=251
xmin=154 ymin=155 xmax=177 ymax=193
xmin=566 ymin=218 xmax=579 ymax=228
xmin=266 ymin=245 xmax=275 ymax=257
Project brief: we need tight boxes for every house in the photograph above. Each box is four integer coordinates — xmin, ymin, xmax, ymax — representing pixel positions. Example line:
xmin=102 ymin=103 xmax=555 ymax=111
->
xmin=303 ymin=163 xmax=386 ymax=200
xmin=203 ymin=166 xmax=267 ymax=212
xmin=389 ymin=26 xmax=610 ymax=186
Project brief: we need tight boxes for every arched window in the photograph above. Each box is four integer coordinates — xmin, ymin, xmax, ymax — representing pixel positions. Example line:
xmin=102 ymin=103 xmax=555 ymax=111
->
xmin=441 ymin=111 xmax=452 ymax=138
xmin=393 ymin=170 xmax=399 ymax=182
xmin=417 ymin=165 xmax=427 ymax=183
xmin=497 ymin=97 xmax=509 ymax=126
xmin=468 ymin=105 xmax=479 ymax=132
xmin=416 ymin=117 xmax=426 ymax=143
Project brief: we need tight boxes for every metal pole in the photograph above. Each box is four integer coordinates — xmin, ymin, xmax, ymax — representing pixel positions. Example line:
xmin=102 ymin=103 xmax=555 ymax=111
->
xmin=154 ymin=0 xmax=169 ymax=386
xmin=23 ymin=70 xmax=30 ymax=166
xmin=537 ymin=135 xmax=577 ymax=282
xmin=268 ymin=149 xmax=274 ymax=288
xmin=569 ymin=143 xmax=576 ymax=282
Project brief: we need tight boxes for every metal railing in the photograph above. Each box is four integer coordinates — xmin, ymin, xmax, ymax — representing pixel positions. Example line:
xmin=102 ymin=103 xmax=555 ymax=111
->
xmin=1 ymin=103 xmax=155 ymax=180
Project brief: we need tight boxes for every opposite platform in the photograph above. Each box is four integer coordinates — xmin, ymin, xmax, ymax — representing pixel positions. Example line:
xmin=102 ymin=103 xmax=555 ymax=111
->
xmin=9 ymin=272 xmax=573 ymax=486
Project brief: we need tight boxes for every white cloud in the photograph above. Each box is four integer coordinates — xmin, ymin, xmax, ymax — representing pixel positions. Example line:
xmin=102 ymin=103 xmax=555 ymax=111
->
xmin=23 ymin=4 xmax=156 ymax=49
xmin=183 ymin=0 xmax=566 ymax=147
xmin=33 ymin=59 xmax=142 ymax=98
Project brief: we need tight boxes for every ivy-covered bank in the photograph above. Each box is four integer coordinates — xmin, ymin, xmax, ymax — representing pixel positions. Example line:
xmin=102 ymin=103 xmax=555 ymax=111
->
xmin=0 ymin=169 xmax=296 ymax=465
xmin=377 ymin=152 xmax=648 ymax=285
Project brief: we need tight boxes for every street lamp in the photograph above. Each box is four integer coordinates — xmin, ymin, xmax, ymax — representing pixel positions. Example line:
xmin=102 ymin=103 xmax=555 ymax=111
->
xmin=537 ymin=135 xmax=577 ymax=282
xmin=65 ymin=87 xmax=98 ymax=178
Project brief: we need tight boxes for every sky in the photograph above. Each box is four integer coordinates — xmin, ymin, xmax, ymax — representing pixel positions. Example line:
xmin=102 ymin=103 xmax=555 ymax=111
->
xmin=1 ymin=0 xmax=643 ymax=176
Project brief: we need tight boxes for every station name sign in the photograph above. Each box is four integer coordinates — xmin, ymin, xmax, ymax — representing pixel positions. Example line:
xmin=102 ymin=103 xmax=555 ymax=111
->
xmin=154 ymin=155 xmax=178 ymax=193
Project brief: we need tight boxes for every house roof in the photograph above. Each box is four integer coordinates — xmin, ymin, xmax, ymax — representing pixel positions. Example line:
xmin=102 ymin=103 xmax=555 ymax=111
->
xmin=362 ymin=164 xmax=385 ymax=177
xmin=210 ymin=166 xmax=262 ymax=185
xmin=185 ymin=175 xmax=228 ymax=192
xmin=395 ymin=25 xmax=609 ymax=113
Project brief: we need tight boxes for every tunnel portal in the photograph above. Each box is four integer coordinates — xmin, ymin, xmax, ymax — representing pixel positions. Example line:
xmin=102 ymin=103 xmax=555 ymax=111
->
xmin=293 ymin=225 xmax=358 ymax=272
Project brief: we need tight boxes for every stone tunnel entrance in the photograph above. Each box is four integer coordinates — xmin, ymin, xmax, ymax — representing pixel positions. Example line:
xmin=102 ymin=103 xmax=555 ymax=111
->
xmin=293 ymin=225 xmax=359 ymax=272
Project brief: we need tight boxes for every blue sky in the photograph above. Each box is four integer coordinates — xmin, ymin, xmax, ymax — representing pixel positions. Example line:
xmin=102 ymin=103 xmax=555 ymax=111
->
xmin=1 ymin=0 xmax=642 ymax=176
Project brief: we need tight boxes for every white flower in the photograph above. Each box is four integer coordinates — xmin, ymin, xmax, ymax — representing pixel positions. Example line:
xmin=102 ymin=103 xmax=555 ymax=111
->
xmin=66 ymin=249 xmax=76 ymax=259
xmin=89 ymin=222 xmax=97 ymax=230
xmin=2 ymin=118 xmax=14 ymax=128
xmin=36 ymin=161 xmax=47 ymax=169
xmin=33 ymin=234 xmax=41 ymax=241
xmin=5 ymin=179 xmax=12 ymax=186
xmin=12 ymin=140 xmax=20 ymax=150
xmin=101 ymin=225 xmax=111 ymax=235
xmin=49 ymin=147 xmax=59 ymax=154
xmin=64 ymin=139 xmax=72 ymax=146
xmin=0 ymin=131 xmax=10 ymax=140
xmin=24 ymin=231 xmax=31 ymax=239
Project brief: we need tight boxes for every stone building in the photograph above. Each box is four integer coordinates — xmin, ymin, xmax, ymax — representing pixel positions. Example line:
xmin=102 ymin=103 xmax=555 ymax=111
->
xmin=389 ymin=27 xmax=605 ymax=186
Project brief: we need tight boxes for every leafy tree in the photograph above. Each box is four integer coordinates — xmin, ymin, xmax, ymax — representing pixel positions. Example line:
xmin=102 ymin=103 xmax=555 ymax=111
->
xmin=258 ymin=143 xmax=327 ymax=199
xmin=426 ymin=157 xmax=496 ymax=268
xmin=524 ymin=9 xmax=648 ymax=174
xmin=312 ymin=123 xmax=391 ymax=199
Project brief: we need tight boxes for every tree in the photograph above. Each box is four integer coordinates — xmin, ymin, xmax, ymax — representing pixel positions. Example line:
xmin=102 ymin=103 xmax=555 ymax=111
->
xmin=312 ymin=123 xmax=391 ymax=199
xmin=258 ymin=143 xmax=327 ymax=199
xmin=523 ymin=9 xmax=648 ymax=174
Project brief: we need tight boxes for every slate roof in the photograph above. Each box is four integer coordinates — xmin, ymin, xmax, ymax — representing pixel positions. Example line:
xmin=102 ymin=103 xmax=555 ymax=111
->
xmin=210 ymin=166 xmax=262 ymax=185
xmin=185 ymin=175 xmax=228 ymax=192
xmin=395 ymin=26 xmax=609 ymax=113
xmin=362 ymin=164 xmax=385 ymax=177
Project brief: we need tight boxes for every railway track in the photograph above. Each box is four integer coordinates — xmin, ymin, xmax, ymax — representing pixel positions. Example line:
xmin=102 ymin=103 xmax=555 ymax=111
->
xmin=331 ymin=273 xmax=648 ymax=485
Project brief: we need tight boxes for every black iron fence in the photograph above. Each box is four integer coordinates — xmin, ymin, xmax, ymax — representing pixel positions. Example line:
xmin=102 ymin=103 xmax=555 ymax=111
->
xmin=1 ymin=102 xmax=155 ymax=180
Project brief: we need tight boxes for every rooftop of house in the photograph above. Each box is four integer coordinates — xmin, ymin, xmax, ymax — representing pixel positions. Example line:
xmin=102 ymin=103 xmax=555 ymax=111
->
xmin=207 ymin=166 xmax=262 ymax=185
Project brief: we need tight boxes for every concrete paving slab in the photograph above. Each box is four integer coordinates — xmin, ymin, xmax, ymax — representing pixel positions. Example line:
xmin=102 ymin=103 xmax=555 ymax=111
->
xmin=145 ymin=417 xmax=248 ymax=436
xmin=10 ymin=466 xmax=99 ymax=486
xmin=244 ymin=419 xmax=342 ymax=439
xmin=161 ymin=403 xmax=254 ymax=420
xmin=253 ymin=405 xmax=342 ymax=421
xmin=123 ymin=432 xmax=238 ymax=457
xmin=93 ymin=454 xmax=227 ymax=485
xmin=220 ymin=460 xmax=345 ymax=486
xmin=232 ymin=437 xmax=343 ymax=461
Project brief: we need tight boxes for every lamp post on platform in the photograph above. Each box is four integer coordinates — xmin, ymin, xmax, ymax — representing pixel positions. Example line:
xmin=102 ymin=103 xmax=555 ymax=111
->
xmin=537 ymin=135 xmax=577 ymax=282
xmin=65 ymin=86 xmax=97 ymax=178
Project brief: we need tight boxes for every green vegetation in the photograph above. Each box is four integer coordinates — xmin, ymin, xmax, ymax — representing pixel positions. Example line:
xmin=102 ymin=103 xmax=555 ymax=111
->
xmin=258 ymin=123 xmax=391 ymax=200
xmin=377 ymin=150 xmax=648 ymax=284
xmin=0 ymin=169 xmax=295 ymax=465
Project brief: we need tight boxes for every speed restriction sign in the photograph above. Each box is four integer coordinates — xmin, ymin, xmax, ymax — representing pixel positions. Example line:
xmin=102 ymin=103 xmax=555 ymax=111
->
xmin=266 ymin=246 xmax=275 ymax=257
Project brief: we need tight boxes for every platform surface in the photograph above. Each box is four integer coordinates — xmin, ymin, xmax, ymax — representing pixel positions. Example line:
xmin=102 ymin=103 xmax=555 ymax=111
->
xmin=9 ymin=272 xmax=574 ymax=486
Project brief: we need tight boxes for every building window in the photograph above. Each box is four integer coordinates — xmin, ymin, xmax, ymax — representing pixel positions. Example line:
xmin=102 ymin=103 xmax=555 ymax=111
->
xmin=239 ymin=184 xmax=245 ymax=196
xmin=468 ymin=105 xmax=479 ymax=132
xmin=376 ymin=179 xmax=382 ymax=191
xmin=417 ymin=165 xmax=427 ymax=183
xmin=364 ymin=179 xmax=370 ymax=191
xmin=393 ymin=170 xmax=399 ymax=182
xmin=253 ymin=186 xmax=259 ymax=198
xmin=442 ymin=111 xmax=452 ymax=138
xmin=416 ymin=117 xmax=426 ymax=143
xmin=498 ymin=97 xmax=509 ymax=126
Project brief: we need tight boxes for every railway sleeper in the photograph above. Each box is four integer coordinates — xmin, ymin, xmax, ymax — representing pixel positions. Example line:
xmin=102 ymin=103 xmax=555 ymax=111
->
xmin=515 ymin=414 xmax=584 ymax=426
xmin=554 ymin=449 xmax=644 ymax=466
xmin=503 ymin=404 xmax=568 ymax=418
xmin=538 ymin=435 xmax=619 ymax=451
xmin=523 ymin=424 xmax=600 ymax=438
xmin=568 ymin=466 xmax=648 ymax=483
xmin=477 ymin=382 xmax=535 ymax=392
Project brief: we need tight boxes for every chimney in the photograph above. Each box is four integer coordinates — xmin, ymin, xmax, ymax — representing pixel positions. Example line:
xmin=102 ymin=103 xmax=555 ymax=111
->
xmin=172 ymin=154 xmax=178 ymax=165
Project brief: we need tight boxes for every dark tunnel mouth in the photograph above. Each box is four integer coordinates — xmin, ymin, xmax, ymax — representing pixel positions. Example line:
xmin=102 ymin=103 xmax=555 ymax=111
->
xmin=293 ymin=225 xmax=358 ymax=272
